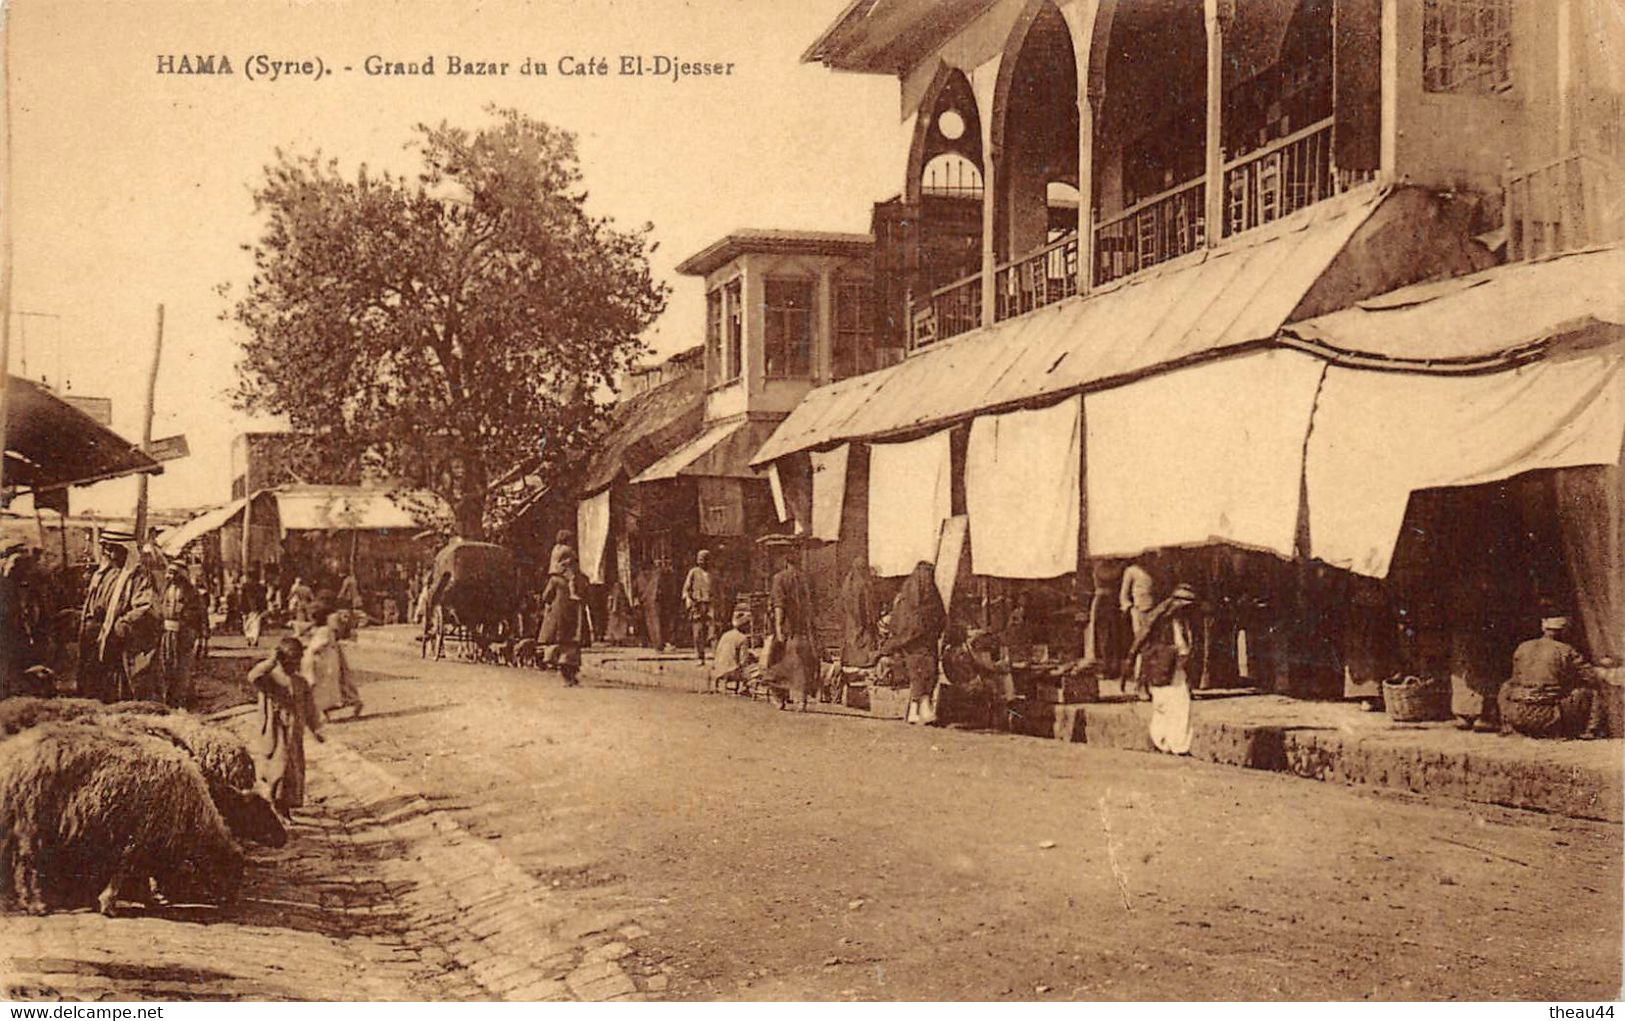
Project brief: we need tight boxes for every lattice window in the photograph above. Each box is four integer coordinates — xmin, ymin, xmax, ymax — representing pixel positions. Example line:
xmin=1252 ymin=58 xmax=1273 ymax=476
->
xmin=832 ymin=277 xmax=875 ymax=380
xmin=1423 ymin=0 xmax=1512 ymax=94
xmin=723 ymin=279 xmax=743 ymax=383
xmin=704 ymin=288 xmax=723 ymax=387
xmin=763 ymin=278 xmax=814 ymax=379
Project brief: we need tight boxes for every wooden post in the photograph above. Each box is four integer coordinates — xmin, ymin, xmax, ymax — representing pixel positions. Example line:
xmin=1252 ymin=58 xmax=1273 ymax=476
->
xmin=133 ymin=304 xmax=164 ymax=541
xmin=0 ymin=23 xmax=13 ymax=494
xmin=1203 ymin=0 xmax=1231 ymax=246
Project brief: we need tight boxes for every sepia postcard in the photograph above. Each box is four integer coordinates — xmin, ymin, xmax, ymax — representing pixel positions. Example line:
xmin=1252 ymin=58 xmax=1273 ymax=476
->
xmin=1 ymin=0 xmax=1622 ymax=1006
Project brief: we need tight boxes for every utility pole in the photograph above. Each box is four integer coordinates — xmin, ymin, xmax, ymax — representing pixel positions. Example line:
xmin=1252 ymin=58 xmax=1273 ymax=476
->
xmin=0 ymin=19 xmax=14 ymax=495
xmin=133 ymin=303 xmax=164 ymax=541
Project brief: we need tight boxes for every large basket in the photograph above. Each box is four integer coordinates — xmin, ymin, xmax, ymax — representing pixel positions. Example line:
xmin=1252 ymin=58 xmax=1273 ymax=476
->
xmin=1382 ymin=675 xmax=1451 ymax=723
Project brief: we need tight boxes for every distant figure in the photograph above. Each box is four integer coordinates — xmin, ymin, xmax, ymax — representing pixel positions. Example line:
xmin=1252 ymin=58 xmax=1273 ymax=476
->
xmin=157 ymin=562 xmax=201 ymax=708
xmin=1498 ymin=613 xmax=1605 ymax=739
xmin=240 ymin=569 xmax=267 ymax=648
xmin=1119 ymin=557 xmax=1159 ymax=695
xmin=710 ymin=606 xmax=755 ymax=694
xmin=337 ymin=571 xmax=364 ymax=621
xmin=548 ymin=530 xmax=577 ymax=577
xmin=883 ymin=561 xmax=946 ymax=726
xmin=287 ymin=576 xmax=315 ymax=627
xmin=682 ymin=550 xmax=715 ymax=664
xmin=305 ymin=607 xmax=362 ymax=721
xmin=539 ymin=550 xmax=591 ymax=687
xmin=249 ymin=636 xmax=322 ymax=814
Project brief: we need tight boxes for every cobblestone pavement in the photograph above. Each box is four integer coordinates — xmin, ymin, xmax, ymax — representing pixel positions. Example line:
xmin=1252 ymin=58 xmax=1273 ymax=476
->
xmin=1 ymin=710 xmax=647 ymax=1001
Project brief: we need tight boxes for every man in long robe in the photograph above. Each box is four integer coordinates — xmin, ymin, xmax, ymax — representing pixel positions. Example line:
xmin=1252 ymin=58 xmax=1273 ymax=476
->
xmin=768 ymin=549 xmax=819 ymax=710
xmin=77 ymin=534 xmax=130 ymax=701
xmin=158 ymin=562 xmax=202 ymax=707
xmin=99 ymin=545 xmax=159 ymax=702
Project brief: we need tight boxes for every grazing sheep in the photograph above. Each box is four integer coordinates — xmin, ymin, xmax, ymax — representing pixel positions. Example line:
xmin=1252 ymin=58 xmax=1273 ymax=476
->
xmin=0 ymin=722 xmax=245 ymax=915
xmin=109 ymin=714 xmax=287 ymax=848
xmin=0 ymin=696 xmax=169 ymax=737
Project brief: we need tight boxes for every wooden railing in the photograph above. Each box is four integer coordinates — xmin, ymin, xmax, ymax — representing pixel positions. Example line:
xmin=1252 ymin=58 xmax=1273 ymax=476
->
xmin=908 ymin=270 xmax=983 ymax=350
xmin=1505 ymin=152 xmax=1625 ymax=261
xmin=995 ymin=232 xmax=1079 ymax=322
xmin=1092 ymin=178 xmax=1206 ymax=286
xmin=1220 ymin=117 xmax=1375 ymax=237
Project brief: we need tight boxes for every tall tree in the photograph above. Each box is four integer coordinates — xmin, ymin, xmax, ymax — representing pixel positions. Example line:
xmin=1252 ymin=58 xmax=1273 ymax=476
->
xmin=227 ymin=107 xmax=667 ymax=537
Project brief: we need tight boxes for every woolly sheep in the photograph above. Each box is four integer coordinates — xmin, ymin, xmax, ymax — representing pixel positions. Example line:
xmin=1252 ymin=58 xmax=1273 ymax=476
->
xmin=0 ymin=722 xmax=245 ymax=916
xmin=109 ymin=713 xmax=287 ymax=848
xmin=0 ymin=696 xmax=169 ymax=737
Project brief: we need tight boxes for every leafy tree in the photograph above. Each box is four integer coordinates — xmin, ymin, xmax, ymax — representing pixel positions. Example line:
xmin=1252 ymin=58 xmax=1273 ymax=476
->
xmin=227 ymin=107 xmax=667 ymax=537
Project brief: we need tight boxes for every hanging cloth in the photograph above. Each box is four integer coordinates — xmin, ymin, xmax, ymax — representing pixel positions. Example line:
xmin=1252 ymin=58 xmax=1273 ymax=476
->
xmin=965 ymin=396 xmax=1081 ymax=578
xmin=868 ymin=430 xmax=953 ymax=577
xmin=576 ymin=490 xmax=611 ymax=584
xmin=810 ymin=445 xmax=850 ymax=542
xmin=1306 ymin=349 xmax=1625 ymax=577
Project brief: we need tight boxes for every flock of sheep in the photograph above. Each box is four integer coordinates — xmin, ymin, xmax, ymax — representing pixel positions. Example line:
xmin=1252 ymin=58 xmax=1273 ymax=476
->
xmin=0 ymin=698 xmax=287 ymax=917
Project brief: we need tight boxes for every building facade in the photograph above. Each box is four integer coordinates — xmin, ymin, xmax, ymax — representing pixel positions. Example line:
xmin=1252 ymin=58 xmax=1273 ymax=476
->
xmin=746 ymin=0 xmax=1624 ymax=701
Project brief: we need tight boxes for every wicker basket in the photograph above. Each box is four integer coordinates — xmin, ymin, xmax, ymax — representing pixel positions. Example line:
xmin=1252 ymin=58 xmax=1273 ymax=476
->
xmin=1382 ymin=675 xmax=1451 ymax=723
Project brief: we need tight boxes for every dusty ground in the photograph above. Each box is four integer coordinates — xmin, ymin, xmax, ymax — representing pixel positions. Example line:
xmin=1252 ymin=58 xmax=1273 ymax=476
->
xmin=326 ymin=637 xmax=1624 ymax=1001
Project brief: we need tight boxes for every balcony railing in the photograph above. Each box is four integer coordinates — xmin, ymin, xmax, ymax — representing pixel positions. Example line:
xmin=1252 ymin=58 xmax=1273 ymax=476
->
xmin=908 ymin=270 xmax=982 ymax=350
xmin=1092 ymin=178 xmax=1206 ymax=287
xmin=1221 ymin=116 xmax=1374 ymax=238
xmin=995 ymin=233 xmax=1079 ymax=321
xmin=1505 ymin=152 xmax=1625 ymax=261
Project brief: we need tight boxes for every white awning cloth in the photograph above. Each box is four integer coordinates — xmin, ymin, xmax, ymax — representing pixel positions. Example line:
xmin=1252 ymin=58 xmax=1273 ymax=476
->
xmin=1305 ymin=348 xmax=1625 ymax=577
xmin=1085 ymin=350 xmax=1327 ymax=560
xmin=867 ymin=430 xmax=952 ymax=578
xmin=965 ymin=396 xmax=1081 ymax=578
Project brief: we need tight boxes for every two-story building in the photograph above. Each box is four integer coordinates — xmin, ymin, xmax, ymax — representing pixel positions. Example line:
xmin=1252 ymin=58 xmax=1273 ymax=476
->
xmin=567 ymin=230 xmax=880 ymax=649
xmin=749 ymin=0 xmax=1624 ymax=701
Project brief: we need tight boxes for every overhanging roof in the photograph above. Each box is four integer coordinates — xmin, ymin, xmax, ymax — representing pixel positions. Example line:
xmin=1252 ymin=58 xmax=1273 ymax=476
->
xmin=4 ymin=376 xmax=162 ymax=491
xmin=1284 ymin=244 xmax=1625 ymax=366
xmin=803 ymin=0 xmax=1000 ymax=75
xmin=675 ymin=229 xmax=874 ymax=278
xmin=580 ymin=367 xmax=706 ymax=496
xmin=630 ymin=418 xmax=781 ymax=484
xmin=158 ymin=496 xmax=251 ymax=555
xmin=275 ymin=485 xmax=430 ymax=531
xmin=753 ymin=185 xmax=1386 ymax=466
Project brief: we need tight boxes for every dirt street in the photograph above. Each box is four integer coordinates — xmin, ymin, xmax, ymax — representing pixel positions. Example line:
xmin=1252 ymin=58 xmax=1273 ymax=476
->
xmin=328 ymin=640 xmax=1623 ymax=1001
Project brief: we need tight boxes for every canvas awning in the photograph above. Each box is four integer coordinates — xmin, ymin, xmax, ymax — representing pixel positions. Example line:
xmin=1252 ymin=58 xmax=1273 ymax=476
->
xmin=753 ymin=185 xmax=1383 ymax=466
xmin=274 ymin=486 xmax=428 ymax=532
xmin=631 ymin=418 xmax=779 ymax=484
xmin=5 ymin=376 xmax=161 ymax=491
xmin=159 ymin=496 xmax=251 ymax=555
xmin=1285 ymin=245 xmax=1625 ymax=365
xmin=1305 ymin=346 xmax=1625 ymax=578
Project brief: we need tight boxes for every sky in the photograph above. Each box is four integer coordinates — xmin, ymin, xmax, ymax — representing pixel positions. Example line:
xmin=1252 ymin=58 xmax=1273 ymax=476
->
xmin=6 ymin=0 xmax=903 ymax=515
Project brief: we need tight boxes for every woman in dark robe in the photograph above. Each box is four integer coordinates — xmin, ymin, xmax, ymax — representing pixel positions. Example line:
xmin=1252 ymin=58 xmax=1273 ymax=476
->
xmin=883 ymin=561 xmax=946 ymax=725
xmin=248 ymin=636 xmax=321 ymax=814
xmin=840 ymin=562 xmax=880 ymax=669
xmin=540 ymin=552 xmax=591 ymax=686
xmin=768 ymin=552 xmax=819 ymax=711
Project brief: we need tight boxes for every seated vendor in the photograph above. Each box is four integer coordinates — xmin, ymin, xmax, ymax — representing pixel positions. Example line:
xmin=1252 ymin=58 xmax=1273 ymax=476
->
xmin=1498 ymin=612 xmax=1605 ymax=740
xmin=710 ymin=606 xmax=755 ymax=694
